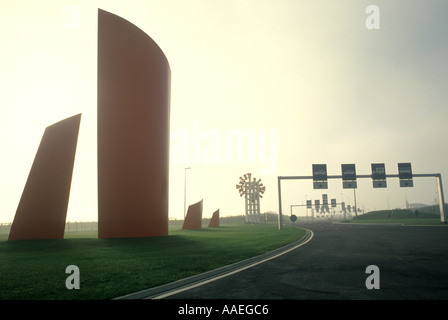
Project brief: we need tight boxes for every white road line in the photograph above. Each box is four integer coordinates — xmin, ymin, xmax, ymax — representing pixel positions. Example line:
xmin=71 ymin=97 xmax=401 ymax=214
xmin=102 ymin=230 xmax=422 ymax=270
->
xmin=148 ymin=229 xmax=314 ymax=300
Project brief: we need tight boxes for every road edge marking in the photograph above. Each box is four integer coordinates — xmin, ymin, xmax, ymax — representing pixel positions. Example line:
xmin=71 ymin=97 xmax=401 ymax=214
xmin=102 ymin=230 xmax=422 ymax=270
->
xmin=148 ymin=229 xmax=314 ymax=300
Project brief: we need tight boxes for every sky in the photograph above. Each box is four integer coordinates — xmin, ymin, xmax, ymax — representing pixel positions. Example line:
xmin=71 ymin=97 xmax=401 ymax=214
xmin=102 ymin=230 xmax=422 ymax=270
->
xmin=0 ymin=0 xmax=447 ymax=223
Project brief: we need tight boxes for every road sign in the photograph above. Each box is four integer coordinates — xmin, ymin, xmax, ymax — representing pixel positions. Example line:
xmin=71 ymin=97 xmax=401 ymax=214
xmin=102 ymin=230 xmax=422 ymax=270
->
xmin=398 ymin=163 xmax=413 ymax=187
xmin=371 ymin=163 xmax=387 ymax=188
xmin=313 ymin=181 xmax=328 ymax=189
xmin=398 ymin=163 xmax=413 ymax=180
xmin=314 ymin=199 xmax=320 ymax=212
xmin=306 ymin=200 xmax=312 ymax=209
xmin=313 ymin=164 xmax=328 ymax=189
xmin=331 ymin=199 xmax=337 ymax=208
xmin=373 ymin=180 xmax=387 ymax=188
xmin=341 ymin=164 xmax=356 ymax=180
xmin=322 ymin=194 xmax=328 ymax=206
xmin=343 ymin=181 xmax=357 ymax=189
xmin=400 ymin=179 xmax=414 ymax=187
xmin=290 ymin=214 xmax=297 ymax=222
xmin=342 ymin=164 xmax=357 ymax=189
xmin=371 ymin=163 xmax=386 ymax=180
xmin=313 ymin=164 xmax=327 ymax=180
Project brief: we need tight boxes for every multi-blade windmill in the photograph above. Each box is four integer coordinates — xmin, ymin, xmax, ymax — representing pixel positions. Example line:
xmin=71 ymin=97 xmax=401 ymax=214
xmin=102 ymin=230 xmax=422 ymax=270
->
xmin=236 ymin=173 xmax=266 ymax=223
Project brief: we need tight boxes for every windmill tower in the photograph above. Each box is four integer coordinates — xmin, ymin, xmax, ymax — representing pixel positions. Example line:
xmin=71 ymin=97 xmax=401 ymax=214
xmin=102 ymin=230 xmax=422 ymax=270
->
xmin=236 ymin=173 xmax=266 ymax=224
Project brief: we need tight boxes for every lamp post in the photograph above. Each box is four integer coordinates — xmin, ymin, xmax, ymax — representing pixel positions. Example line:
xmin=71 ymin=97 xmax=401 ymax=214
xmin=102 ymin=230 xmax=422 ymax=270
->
xmin=184 ymin=167 xmax=191 ymax=219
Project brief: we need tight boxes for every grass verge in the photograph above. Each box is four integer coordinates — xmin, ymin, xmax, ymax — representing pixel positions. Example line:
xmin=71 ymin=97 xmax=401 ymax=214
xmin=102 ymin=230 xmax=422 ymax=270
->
xmin=0 ymin=223 xmax=305 ymax=300
xmin=344 ymin=208 xmax=445 ymax=225
xmin=346 ymin=218 xmax=443 ymax=225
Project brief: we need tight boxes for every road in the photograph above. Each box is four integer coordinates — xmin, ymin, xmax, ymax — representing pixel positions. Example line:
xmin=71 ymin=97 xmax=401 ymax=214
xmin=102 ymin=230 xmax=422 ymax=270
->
xmin=164 ymin=222 xmax=448 ymax=299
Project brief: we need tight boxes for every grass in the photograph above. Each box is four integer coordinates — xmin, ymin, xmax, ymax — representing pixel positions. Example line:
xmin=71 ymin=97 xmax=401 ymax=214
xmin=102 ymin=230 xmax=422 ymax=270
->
xmin=0 ymin=223 xmax=305 ymax=300
xmin=346 ymin=208 xmax=445 ymax=225
xmin=348 ymin=218 xmax=442 ymax=225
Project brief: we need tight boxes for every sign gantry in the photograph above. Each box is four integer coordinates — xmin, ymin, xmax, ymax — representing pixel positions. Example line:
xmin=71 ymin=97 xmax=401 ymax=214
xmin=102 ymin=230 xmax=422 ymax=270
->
xmin=277 ymin=162 xmax=446 ymax=230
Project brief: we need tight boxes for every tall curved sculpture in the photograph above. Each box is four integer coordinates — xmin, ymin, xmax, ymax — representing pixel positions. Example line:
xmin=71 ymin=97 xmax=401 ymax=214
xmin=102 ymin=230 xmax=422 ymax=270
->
xmin=97 ymin=9 xmax=171 ymax=238
xmin=182 ymin=199 xmax=203 ymax=230
xmin=208 ymin=209 xmax=220 ymax=227
xmin=8 ymin=114 xmax=81 ymax=240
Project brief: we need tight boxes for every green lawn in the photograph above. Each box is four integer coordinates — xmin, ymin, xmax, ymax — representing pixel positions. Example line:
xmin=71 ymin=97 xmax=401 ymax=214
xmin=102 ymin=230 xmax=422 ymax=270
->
xmin=0 ymin=223 xmax=305 ymax=300
xmin=346 ymin=208 xmax=445 ymax=225
xmin=348 ymin=218 xmax=442 ymax=225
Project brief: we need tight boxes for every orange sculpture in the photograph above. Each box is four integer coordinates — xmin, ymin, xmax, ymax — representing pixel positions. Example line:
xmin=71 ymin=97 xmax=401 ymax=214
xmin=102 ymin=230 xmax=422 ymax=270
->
xmin=208 ymin=209 xmax=220 ymax=227
xmin=8 ymin=114 xmax=81 ymax=240
xmin=182 ymin=199 xmax=203 ymax=230
xmin=97 ymin=9 xmax=171 ymax=238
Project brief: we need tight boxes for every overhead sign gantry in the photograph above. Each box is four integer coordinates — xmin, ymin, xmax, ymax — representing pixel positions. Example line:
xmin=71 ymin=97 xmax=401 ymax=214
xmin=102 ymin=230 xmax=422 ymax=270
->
xmin=277 ymin=163 xmax=446 ymax=229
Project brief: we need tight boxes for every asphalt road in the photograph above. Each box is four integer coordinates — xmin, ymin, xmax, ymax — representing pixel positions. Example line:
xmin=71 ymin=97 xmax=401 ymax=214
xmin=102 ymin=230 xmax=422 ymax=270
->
xmin=165 ymin=222 xmax=448 ymax=299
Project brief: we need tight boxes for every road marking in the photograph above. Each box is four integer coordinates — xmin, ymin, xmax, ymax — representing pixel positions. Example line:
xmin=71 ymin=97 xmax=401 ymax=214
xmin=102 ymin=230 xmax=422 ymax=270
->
xmin=148 ymin=229 xmax=314 ymax=300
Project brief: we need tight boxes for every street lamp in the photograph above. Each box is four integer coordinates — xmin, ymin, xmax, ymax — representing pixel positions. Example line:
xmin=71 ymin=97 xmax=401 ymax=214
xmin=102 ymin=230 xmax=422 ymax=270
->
xmin=184 ymin=167 xmax=191 ymax=219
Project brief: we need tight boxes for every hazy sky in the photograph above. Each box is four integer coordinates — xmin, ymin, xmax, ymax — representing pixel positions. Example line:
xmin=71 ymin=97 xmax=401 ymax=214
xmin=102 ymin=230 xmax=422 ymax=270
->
xmin=1 ymin=1 xmax=447 ymax=223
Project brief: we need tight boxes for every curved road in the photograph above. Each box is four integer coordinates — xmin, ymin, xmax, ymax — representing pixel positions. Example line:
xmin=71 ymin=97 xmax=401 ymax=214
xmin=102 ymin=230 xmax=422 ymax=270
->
xmin=165 ymin=222 xmax=448 ymax=299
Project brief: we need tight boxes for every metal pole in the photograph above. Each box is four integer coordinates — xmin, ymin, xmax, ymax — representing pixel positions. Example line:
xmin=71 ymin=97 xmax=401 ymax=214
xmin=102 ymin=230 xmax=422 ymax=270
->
xmin=249 ymin=182 xmax=253 ymax=224
xmin=353 ymin=188 xmax=358 ymax=219
xmin=245 ymin=186 xmax=248 ymax=223
xmin=277 ymin=176 xmax=283 ymax=230
xmin=184 ymin=167 xmax=191 ymax=219
xmin=436 ymin=174 xmax=446 ymax=223
xmin=305 ymin=194 xmax=308 ymax=219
